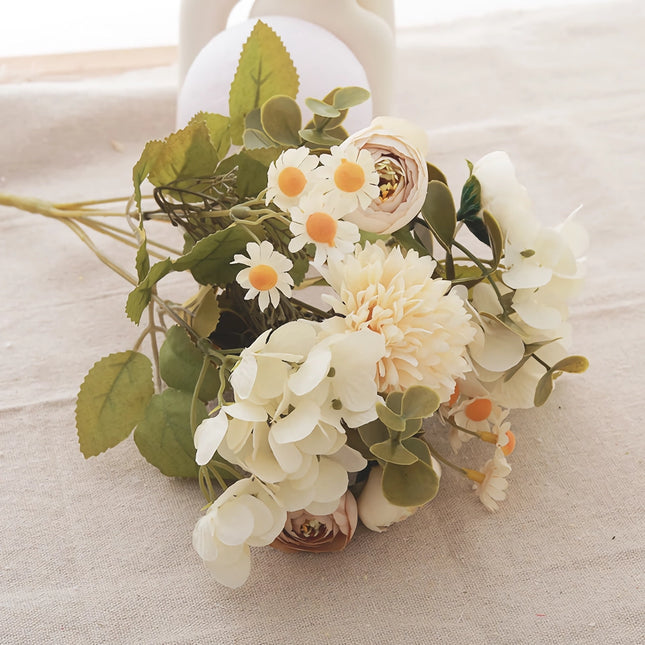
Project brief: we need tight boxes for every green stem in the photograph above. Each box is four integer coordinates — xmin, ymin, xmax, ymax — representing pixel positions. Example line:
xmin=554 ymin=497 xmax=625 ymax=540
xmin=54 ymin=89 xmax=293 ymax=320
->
xmin=425 ymin=439 xmax=468 ymax=475
xmin=451 ymin=238 xmax=504 ymax=304
xmin=190 ymin=354 xmax=211 ymax=435
xmin=531 ymin=353 xmax=552 ymax=371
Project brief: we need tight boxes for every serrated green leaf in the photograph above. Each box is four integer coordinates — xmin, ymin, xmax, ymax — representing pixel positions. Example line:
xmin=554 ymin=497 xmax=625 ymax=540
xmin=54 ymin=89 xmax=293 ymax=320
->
xmin=401 ymin=385 xmax=440 ymax=419
xmin=421 ymin=180 xmax=457 ymax=252
xmin=135 ymin=234 xmax=150 ymax=283
xmin=260 ymin=95 xmax=302 ymax=146
xmin=132 ymin=139 xmax=164 ymax=212
xmin=229 ymin=20 xmax=299 ymax=145
xmin=551 ymin=355 xmax=589 ymax=374
xmin=451 ymin=263 xmax=486 ymax=288
xmin=188 ymin=112 xmax=231 ymax=160
xmin=357 ymin=419 xmax=389 ymax=449
xmin=126 ymin=258 xmax=173 ymax=324
xmin=299 ymin=128 xmax=343 ymax=147
xmin=235 ymin=152 xmax=272 ymax=199
xmin=190 ymin=287 xmax=221 ymax=338
xmin=483 ymin=210 xmax=504 ymax=266
xmin=133 ymin=389 xmax=206 ymax=478
xmin=243 ymin=146 xmax=283 ymax=167
xmin=376 ymin=402 xmax=405 ymax=432
xmin=305 ymin=97 xmax=341 ymax=118
xmin=332 ymin=86 xmax=370 ymax=110
xmin=76 ymin=351 xmax=154 ymax=457
xmin=370 ymin=440 xmax=418 ymax=465
xmin=382 ymin=460 xmax=440 ymax=507
xmin=534 ymin=371 xmax=555 ymax=407
xmin=175 ymin=225 xmax=254 ymax=286
xmin=159 ymin=326 xmax=220 ymax=401
xmin=457 ymin=174 xmax=482 ymax=222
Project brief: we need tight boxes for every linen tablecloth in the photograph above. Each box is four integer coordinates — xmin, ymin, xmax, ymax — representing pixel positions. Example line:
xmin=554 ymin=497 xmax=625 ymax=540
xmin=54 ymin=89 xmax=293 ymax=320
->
xmin=1 ymin=2 xmax=643 ymax=643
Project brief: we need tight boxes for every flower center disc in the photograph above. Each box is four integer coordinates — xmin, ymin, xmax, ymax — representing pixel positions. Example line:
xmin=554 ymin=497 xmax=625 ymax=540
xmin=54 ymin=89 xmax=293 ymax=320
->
xmin=278 ymin=167 xmax=307 ymax=197
xmin=248 ymin=264 xmax=279 ymax=290
xmin=334 ymin=159 xmax=365 ymax=193
xmin=306 ymin=211 xmax=338 ymax=246
xmin=465 ymin=398 xmax=493 ymax=422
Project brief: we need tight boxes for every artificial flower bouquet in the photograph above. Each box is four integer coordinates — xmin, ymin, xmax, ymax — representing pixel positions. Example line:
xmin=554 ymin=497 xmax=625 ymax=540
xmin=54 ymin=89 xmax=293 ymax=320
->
xmin=2 ymin=22 xmax=588 ymax=588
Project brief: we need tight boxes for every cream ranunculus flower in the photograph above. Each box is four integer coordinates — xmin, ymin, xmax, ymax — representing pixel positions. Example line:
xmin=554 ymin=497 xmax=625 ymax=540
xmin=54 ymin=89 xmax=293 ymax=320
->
xmin=357 ymin=461 xmax=441 ymax=532
xmin=339 ymin=116 xmax=429 ymax=234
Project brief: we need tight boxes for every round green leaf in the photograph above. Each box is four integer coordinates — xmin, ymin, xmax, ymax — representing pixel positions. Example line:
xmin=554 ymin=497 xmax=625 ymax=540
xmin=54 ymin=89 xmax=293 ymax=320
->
xmin=76 ymin=351 xmax=154 ymax=458
xmin=299 ymin=128 xmax=343 ymax=147
xmin=357 ymin=419 xmax=389 ymax=449
xmin=370 ymin=440 xmax=418 ymax=465
xmin=133 ymin=389 xmax=207 ymax=478
xmin=421 ymin=180 xmax=457 ymax=252
xmin=551 ymin=355 xmax=589 ymax=374
xmin=534 ymin=370 xmax=554 ymax=407
xmin=401 ymin=385 xmax=440 ymax=419
xmin=332 ymin=86 xmax=371 ymax=110
xmin=382 ymin=460 xmax=440 ymax=507
xmin=261 ymin=95 xmax=302 ymax=147
xmin=159 ymin=326 xmax=220 ymax=402
xmin=376 ymin=402 xmax=405 ymax=432
xmin=305 ymin=97 xmax=341 ymax=118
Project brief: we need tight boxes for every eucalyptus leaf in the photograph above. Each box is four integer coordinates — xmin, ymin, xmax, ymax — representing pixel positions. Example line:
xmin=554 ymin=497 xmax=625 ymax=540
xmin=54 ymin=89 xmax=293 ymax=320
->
xmin=401 ymin=385 xmax=440 ymax=419
xmin=261 ymin=95 xmax=302 ymax=146
xmin=357 ymin=419 xmax=389 ymax=449
xmin=305 ymin=97 xmax=341 ymax=118
xmin=534 ymin=370 xmax=554 ymax=407
xmin=402 ymin=437 xmax=433 ymax=465
xmin=382 ymin=460 xmax=440 ymax=507
xmin=551 ymin=355 xmax=589 ymax=374
xmin=228 ymin=20 xmax=299 ymax=145
xmin=76 ymin=351 xmax=154 ymax=458
xmin=400 ymin=417 xmax=423 ymax=441
xmin=312 ymin=88 xmax=348 ymax=131
xmin=133 ymin=389 xmax=206 ymax=478
xmin=376 ymin=402 xmax=405 ymax=432
xmin=385 ymin=391 xmax=403 ymax=414
xmin=332 ymin=86 xmax=371 ymax=110
xmin=421 ymin=180 xmax=457 ymax=252
xmin=370 ymin=440 xmax=418 ymax=465
xmin=159 ymin=326 xmax=220 ymax=402
xmin=299 ymin=128 xmax=343 ymax=147
xmin=243 ymin=128 xmax=276 ymax=150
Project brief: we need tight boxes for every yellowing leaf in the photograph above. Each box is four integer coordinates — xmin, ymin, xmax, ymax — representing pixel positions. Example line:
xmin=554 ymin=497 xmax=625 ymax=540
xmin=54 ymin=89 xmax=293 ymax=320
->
xmin=76 ymin=351 xmax=154 ymax=457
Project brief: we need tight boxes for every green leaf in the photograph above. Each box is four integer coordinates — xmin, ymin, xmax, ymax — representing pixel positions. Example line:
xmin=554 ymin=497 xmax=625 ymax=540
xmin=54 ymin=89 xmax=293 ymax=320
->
xmin=332 ymin=86 xmax=370 ymax=110
xmin=133 ymin=389 xmax=206 ymax=478
xmin=402 ymin=437 xmax=433 ymax=465
xmin=229 ymin=20 xmax=299 ymax=145
xmin=190 ymin=287 xmax=221 ymax=338
xmin=311 ymin=88 xmax=349 ymax=131
xmin=426 ymin=163 xmax=448 ymax=185
xmin=76 ymin=351 xmax=154 ymax=457
xmin=188 ymin=112 xmax=231 ymax=160
xmin=132 ymin=139 xmax=164 ymax=212
xmin=551 ymin=355 xmax=589 ymax=374
xmin=235 ymin=152 xmax=272 ymax=199
xmin=299 ymin=128 xmax=343 ymax=147
xmin=534 ymin=370 xmax=554 ymax=407
xmin=400 ymin=417 xmax=423 ymax=441
xmin=457 ymin=174 xmax=482 ymax=222
xmin=159 ymin=326 xmax=220 ymax=402
xmin=385 ymin=391 xmax=403 ymax=414
xmin=421 ymin=180 xmax=457 ymax=252
xmin=391 ymin=226 xmax=430 ymax=257
xmin=401 ymin=385 xmax=440 ymax=419
xmin=357 ymin=419 xmax=389 ymax=449
xmin=305 ymin=97 xmax=341 ymax=118
xmin=260 ymin=95 xmax=302 ymax=146
xmin=483 ymin=210 xmax=504 ymax=266
xmin=376 ymin=402 xmax=405 ymax=432
xmin=243 ymin=128 xmax=276 ymax=149
xmin=382 ymin=460 xmax=440 ymax=507
xmin=175 ymin=225 xmax=254 ymax=286
xmin=370 ymin=440 xmax=418 ymax=465
xmin=134 ymin=234 xmax=150 ymax=283
xmin=125 ymin=258 xmax=173 ymax=324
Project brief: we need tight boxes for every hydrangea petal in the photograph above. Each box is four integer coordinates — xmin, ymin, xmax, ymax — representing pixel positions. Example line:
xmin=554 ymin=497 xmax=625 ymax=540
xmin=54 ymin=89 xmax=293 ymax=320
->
xmin=194 ymin=410 xmax=229 ymax=466
xmin=271 ymin=400 xmax=320 ymax=444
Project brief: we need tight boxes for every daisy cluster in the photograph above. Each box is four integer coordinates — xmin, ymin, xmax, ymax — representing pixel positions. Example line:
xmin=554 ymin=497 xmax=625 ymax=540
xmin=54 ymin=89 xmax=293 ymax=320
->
xmin=188 ymin=119 xmax=587 ymax=587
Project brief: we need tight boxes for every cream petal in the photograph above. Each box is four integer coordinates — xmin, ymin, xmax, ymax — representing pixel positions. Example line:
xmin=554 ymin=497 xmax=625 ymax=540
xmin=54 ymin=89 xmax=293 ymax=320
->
xmin=230 ymin=354 xmax=258 ymax=400
xmin=194 ymin=411 xmax=229 ymax=466
xmin=469 ymin=319 xmax=524 ymax=373
xmin=224 ymin=401 xmax=267 ymax=422
xmin=328 ymin=444 xmax=368 ymax=473
xmin=271 ymin=400 xmax=320 ymax=444
xmin=502 ymin=262 xmax=552 ymax=290
xmin=203 ymin=543 xmax=250 ymax=589
xmin=214 ymin=497 xmax=255 ymax=546
xmin=313 ymin=457 xmax=349 ymax=503
xmin=192 ymin=515 xmax=219 ymax=561
xmin=288 ymin=346 xmax=331 ymax=396
xmin=305 ymin=499 xmax=343 ymax=515
xmin=512 ymin=298 xmax=563 ymax=330
xmin=268 ymin=432 xmax=303 ymax=474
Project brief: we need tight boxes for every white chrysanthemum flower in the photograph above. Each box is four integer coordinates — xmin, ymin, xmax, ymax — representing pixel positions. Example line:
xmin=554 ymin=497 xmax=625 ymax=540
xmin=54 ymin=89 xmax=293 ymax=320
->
xmin=233 ymin=241 xmax=294 ymax=311
xmin=323 ymin=242 xmax=476 ymax=401
xmin=265 ymin=146 xmax=320 ymax=211
xmin=318 ymin=143 xmax=380 ymax=211
xmin=468 ymin=447 xmax=512 ymax=512
xmin=288 ymin=192 xmax=360 ymax=266
xmin=192 ymin=478 xmax=286 ymax=588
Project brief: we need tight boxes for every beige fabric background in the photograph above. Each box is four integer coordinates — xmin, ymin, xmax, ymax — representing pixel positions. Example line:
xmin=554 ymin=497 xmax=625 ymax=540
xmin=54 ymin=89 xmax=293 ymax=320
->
xmin=1 ymin=2 xmax=643 ymax=643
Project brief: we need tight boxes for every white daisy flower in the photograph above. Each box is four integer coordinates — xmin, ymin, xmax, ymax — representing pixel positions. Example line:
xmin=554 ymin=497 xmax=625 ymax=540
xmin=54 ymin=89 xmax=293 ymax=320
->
xmin=233 ymin=241 xmax=294 ymax=311
xmin=467 ymin=447 xmax=512 ymax=512
xmin=265 ymin=147 xmax=320 ymax=211
xmin=318 ymin=143 xmax=380 ymax=212
xmin=287 ymin=192 xmax=360 ymax=266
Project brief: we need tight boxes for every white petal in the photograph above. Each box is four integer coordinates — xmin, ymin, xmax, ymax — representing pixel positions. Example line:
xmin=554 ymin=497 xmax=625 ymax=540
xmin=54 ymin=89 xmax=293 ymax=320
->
xmin=214 ymin=496 xmax=255 ymax=546
xmin=328 ymin=444 xmax=368 ymax=472
xmin=230 ymin=354 xmax=258 ymax=400
xmin=502 ymin=262 xmax=552 ymax=290
xmin=312 ymin=457 xmax=349 ymax=503
xmin=289 ymin=346 xmax=331 ymax=396
xmin=305 ymin=499 xmax=343 ymax=515
xmin=224 ymin=401 xmax=267 ymax=422
xmin=194 ymin=411 xmax=229 ymax=466
xmin=203 ymin=543 xmax=251 ymax=589
xmin=469 ymin=319 xmax=524 ymax=373
xmin=271 ymin=400 xmax=320 ymax=444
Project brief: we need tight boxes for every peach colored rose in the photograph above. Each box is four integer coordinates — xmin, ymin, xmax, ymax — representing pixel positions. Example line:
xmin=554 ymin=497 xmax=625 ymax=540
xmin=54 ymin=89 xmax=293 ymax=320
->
xmin=271 ymin=492 xmax=358 ymax=553
xmin=341 ymin=116 xmax=429 ymax=234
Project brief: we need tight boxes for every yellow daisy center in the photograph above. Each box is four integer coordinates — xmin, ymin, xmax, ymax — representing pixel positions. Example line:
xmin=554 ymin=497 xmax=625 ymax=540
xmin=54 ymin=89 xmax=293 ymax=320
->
xmin=501 ymin=430 xmax=516 ymax=456
xmin=278 ymin=166 xmax=307 ymax=197
xmin=306 ymin=211 xmax=337 ymax=246
xmin=248 ymin=264 xmax=279 ymax=291
xmin=334 ymin=159 xmax=365 ymax=193
xmin=465 ymin=398 xmax=493 ymax=422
